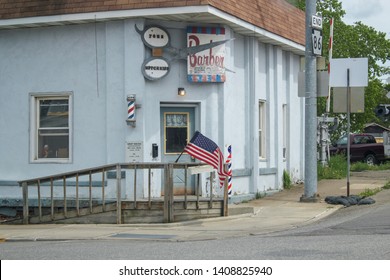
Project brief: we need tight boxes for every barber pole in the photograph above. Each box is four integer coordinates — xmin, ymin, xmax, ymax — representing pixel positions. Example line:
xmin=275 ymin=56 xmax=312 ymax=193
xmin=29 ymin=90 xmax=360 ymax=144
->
xmin=128 ymin=101 xmax=135 ymax=120
xmin=126 ymin=95 xmax=136 ymax=126
xmin=226 ymin=145 xmax=232 ymax=196
xmin=326 ymin=18 xmax=334 ymax=113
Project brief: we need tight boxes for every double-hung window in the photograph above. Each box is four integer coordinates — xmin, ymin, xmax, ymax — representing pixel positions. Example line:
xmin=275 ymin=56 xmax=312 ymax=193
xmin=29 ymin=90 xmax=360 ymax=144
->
xmin=30 ymin=93 xmax=72 ymax=162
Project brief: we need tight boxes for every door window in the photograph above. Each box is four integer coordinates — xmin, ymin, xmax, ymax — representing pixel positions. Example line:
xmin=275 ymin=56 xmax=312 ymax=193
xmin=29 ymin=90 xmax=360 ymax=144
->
xmin=164 ymin=112 xmax=189 ymax=154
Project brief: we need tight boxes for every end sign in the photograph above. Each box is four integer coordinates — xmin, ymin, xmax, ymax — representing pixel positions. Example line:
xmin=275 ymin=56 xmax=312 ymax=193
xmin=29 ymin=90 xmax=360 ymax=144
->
xmin=311 ymin=15 xmax=323 ymax=56
xmin=312 ymin=15 xmax=323 ymax=29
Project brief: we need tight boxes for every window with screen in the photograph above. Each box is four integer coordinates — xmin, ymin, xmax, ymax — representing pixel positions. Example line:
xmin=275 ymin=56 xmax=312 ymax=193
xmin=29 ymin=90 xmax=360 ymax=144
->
xmin=164 ymin=112 xmax=189 ymax=154
xmin=31 ymin=93 xmax=72 ymax=162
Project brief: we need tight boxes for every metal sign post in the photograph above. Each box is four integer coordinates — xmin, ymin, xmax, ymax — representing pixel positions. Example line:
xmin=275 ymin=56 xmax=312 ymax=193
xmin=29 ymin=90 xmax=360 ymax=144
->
xmin=301 ymin=0 xmax=318 ymax=202
xmin=330 ymin=58 xmax=368 ymax=197
xmin=346 ymin=69 xmax=351 ymax=197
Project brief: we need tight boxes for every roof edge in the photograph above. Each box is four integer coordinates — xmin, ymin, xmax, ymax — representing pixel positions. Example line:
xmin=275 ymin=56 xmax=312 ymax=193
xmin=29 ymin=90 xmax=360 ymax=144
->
xmin=0 ymin=5 xmax=304 ymax=54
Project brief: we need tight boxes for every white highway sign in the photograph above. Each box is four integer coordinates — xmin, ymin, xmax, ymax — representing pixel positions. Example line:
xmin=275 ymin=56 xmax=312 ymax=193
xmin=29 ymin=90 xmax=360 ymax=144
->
xmin=312 ymin=29 xmax=322 ymax=56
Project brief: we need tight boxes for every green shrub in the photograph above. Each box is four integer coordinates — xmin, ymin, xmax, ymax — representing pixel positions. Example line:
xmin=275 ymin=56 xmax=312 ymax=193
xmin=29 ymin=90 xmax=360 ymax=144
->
xmin=255 ymin=191 xmax=264 ymax=199
xmin=318 ymin=154 xmax=347 ymax=180
xmin=378 ymin=162 xmax=390 ymax=170
xmin=283 ymin=170 xmax=292 ymax=189
xmin=350 ymin=161 xmax=368 ymax=172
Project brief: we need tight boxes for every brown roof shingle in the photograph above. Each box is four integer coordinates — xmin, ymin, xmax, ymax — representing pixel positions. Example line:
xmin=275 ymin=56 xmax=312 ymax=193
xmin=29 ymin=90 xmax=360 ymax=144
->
xmin=0 ymin=0 xmax=304 ymax=45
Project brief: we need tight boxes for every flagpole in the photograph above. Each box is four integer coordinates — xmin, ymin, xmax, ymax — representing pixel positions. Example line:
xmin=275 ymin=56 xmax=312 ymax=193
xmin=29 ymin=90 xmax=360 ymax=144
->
xmin=326 ymin=17 xmax=334 ymax=113
xmin=175 ymin=149 xmax=185 ymax=163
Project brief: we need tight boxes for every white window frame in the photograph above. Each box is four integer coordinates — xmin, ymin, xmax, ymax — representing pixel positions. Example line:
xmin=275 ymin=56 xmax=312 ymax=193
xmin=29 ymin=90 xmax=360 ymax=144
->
xmin=30 ymin=92 xmax=73 ymax=163
xmin=259 ymin=100 xmax=267 ymax=159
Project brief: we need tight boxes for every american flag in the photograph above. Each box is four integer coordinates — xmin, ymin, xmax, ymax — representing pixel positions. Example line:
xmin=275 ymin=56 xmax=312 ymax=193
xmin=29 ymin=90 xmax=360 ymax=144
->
xmin=184 ymin=131 xmax=228 ymax=187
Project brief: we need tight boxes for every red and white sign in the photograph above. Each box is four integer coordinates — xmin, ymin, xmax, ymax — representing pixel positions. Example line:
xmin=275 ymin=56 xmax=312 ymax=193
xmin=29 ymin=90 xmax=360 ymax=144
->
xmin=187 ymin=27 xmax=226 ymax=83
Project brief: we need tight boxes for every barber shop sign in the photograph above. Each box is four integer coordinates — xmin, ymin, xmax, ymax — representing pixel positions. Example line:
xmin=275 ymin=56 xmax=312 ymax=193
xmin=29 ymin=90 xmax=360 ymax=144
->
xmin=187 ymin=26 xmax=226 ymax=83
xmin=136 ymin=25 xmax=227 ymax=82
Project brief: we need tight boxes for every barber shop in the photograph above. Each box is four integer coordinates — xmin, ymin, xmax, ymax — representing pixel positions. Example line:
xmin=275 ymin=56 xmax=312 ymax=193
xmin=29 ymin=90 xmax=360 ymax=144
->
xmin=0 ymin=1 xmax=306 ymax=219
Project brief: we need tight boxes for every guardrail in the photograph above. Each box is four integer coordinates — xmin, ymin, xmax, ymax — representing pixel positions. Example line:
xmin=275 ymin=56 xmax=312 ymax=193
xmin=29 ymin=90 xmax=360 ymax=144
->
xmin=18 ymin=162 xmax=228 ymax=224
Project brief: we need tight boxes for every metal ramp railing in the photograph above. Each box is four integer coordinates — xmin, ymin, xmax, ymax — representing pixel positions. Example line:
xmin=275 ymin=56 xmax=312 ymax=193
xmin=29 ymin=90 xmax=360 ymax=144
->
xmin=18 ymin=163 xmax=229 ymax=224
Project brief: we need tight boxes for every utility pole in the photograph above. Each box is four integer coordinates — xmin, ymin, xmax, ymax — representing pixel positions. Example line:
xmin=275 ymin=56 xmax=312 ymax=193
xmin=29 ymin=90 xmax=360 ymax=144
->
xmin=301 ymin=0 xmax=318 ymax=202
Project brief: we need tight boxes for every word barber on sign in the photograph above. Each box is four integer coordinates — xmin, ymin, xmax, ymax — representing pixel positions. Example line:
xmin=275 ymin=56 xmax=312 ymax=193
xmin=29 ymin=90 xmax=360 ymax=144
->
xmin=187 ymin=26 xmax=227 ymax=83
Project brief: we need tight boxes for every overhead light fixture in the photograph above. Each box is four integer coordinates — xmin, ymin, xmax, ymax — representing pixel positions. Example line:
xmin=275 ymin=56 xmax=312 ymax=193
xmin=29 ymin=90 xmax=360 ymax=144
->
xmin=178 ymin=87 xmax=186 ymax=96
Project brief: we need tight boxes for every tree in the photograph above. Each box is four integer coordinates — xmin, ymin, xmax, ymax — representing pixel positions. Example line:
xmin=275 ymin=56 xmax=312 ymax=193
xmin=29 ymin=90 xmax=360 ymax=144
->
xmin=294 ymin=0 xmax=390 ymax=140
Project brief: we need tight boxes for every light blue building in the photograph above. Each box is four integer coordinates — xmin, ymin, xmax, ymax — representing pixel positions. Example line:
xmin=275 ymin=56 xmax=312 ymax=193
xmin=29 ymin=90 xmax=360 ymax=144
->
xmin=0 ymin=1 xmax=305 ymax=202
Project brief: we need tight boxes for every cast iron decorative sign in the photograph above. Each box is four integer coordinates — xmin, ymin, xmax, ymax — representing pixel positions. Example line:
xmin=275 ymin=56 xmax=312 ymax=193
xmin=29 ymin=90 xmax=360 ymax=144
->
xmin=136 ymin=24 xmax=230 ymax=82
xmin=139 ymin=25 xmax=170 ymax=49
xmin=141 ymin=57 xmax=170 ymax=80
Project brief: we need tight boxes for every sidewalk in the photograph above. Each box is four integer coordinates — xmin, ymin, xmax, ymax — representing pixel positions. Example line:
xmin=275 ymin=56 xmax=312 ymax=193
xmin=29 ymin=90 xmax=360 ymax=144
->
xmin=1 ymin=171 xmax=388 ymax=242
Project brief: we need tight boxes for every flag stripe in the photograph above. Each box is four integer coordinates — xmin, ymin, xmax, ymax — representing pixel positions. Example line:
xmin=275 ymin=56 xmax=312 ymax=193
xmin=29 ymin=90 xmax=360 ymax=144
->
xmin=185 ymin=144 xmax=219 ymax=167
xmin=184 ymin=131 xmax=228 ymax=187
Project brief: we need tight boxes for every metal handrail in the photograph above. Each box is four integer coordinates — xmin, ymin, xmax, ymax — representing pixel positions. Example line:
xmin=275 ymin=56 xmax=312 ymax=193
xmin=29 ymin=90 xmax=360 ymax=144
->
xmin=18 ymin=162 xmax=226 ymax=224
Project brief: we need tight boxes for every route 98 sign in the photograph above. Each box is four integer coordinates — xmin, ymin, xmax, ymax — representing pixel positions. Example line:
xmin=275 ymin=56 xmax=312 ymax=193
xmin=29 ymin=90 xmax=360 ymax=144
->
xmin=312 ymin=29 xmax=322 ymax=56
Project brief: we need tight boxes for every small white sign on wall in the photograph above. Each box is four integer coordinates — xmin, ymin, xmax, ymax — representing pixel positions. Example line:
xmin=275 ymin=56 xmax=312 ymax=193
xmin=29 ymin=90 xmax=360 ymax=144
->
xmin=125 ymin=141 xmax=143 ymax=162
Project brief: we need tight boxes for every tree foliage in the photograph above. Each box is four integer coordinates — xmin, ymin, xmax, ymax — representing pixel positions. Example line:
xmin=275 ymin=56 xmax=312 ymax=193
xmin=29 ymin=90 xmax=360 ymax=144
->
xmin=293 ymin=0 xmax=390 ymax=139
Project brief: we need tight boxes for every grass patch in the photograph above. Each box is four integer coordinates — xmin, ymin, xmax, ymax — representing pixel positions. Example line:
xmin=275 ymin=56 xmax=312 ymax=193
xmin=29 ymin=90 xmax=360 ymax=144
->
xmin=317 ymin=157 xmax=390 ymax=196
xmin=357 ymin=180 xmax=390 ymax=197
xmin=383 ymin=181 xmax=390 ymax=190
xmin=255 ymin=191 xmax=265 ymax=199
xmin=359 ymin=188 xmax=382 ymax=197
xmin=283 ymin=170 xmax=292 ymax=189
xmin=351 ymin=161 xmax=390 ymax=172
xmin=350 ymin=161 xmax=369 ymax=172
xmin=318 ymin=156 xmax=390 ymax=180
xmin=318 ymin=154 xmax=347 ymax=180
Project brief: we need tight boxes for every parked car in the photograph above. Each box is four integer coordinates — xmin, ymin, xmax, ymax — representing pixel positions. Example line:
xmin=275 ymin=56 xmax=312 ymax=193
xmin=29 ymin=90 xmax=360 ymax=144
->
xmin=330 ymin=133 xmax=390 ymax=165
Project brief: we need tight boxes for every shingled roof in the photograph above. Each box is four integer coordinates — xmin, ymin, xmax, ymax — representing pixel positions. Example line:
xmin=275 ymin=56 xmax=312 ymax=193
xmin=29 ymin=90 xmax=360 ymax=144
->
xmin=0 ymin=0 xmax=305 ymax=46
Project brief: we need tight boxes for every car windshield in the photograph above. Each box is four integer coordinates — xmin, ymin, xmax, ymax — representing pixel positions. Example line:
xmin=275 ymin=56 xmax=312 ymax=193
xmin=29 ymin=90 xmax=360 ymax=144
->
xmin=336 ymin=136 xmax=348 ymax=145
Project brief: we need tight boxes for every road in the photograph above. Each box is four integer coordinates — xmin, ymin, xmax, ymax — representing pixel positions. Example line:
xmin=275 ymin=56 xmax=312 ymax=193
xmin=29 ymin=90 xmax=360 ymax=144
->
xmin=1 ymin=190 xmax=390 ymax=260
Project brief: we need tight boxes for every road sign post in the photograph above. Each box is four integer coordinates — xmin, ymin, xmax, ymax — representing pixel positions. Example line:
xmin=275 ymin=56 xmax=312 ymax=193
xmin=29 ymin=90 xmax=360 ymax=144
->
xmin=330 ymin=58 xmax=368 ymax=196
xmin=301 ymin=1 xmax=318 ymax=202
xmin=347 ymin=69 xmax=351 ymax=196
